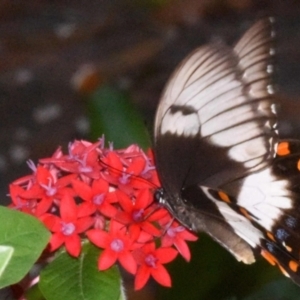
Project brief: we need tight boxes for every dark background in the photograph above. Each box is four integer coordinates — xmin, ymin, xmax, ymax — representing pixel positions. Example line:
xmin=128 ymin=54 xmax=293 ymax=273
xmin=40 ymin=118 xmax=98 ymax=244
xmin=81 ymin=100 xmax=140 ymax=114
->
xmin=1 ymin=1 xmax=300 ymax=299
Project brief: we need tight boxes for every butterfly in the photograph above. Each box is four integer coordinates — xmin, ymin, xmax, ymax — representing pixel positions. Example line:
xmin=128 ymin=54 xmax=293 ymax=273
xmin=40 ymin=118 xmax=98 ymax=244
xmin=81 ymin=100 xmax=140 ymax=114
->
xmin=154 ymin=17 xmax=300 ymax=285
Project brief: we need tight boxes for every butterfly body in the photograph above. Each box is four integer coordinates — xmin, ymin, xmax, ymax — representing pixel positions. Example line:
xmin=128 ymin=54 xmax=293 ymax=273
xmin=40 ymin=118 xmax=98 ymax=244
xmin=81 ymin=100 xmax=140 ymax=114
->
xmin=154 ymin=18 xmax=300 ymax=284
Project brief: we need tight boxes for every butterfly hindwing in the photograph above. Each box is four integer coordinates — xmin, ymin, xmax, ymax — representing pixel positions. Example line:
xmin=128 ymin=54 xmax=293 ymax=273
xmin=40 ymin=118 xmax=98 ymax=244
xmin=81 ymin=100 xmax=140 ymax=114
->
xmin=199 ymin=181 xmax=300 ymax=285
xmin=206 ymin=139 xmax=300 ymax=284
xmin=181 ymin=185 xmax=262 ymax=264
xmin=249 ymin=140 xmax=300 ymax=284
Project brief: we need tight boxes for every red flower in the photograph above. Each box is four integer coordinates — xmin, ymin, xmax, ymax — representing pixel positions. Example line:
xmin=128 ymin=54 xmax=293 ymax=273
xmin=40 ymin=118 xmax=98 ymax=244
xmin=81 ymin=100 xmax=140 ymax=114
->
xmin=7 ymin=139 xmax=198 ymax=291
xmin=40 ymin=140 xmax=102 ymax=179
xmin=101 ymin=150 xmax=157 ymax=194
xmin=42 ymin=193 xmax=94 ymax=257
xmin=115 ymin=189 xmax=161 ymax=240
xmin=11 ymin=160 xmax=37 ymax=186
xmin=9 ymin=184 xmax=36 ymax=214
xmin=133 ymin=243 xmax=178 ymax=290
xmin=21 ymin=166 xmax=76 ymax=216
xmin=160 ymin=220 xmax=198 ymax=261
xmin=86 ymin=220 xmax=137 ymax=274
xmin=72 ymin=178 xmax=117 ymax=218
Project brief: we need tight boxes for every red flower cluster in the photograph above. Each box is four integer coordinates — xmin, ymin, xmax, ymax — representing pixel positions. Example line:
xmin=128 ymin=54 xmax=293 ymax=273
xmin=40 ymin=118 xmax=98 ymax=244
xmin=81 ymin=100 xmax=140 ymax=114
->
xmin=8 ymin=138 xmax=197 ymax=290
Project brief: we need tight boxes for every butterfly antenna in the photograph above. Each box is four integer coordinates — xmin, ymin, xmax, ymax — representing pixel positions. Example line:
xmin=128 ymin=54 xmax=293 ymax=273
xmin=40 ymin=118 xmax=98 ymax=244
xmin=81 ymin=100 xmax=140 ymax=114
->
xmin=98 ymin=156 xmax=160 ymax=189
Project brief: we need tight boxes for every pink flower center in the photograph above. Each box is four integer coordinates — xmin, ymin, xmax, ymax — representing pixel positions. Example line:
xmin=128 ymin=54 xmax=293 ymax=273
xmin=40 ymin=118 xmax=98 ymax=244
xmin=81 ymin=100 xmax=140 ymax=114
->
xmin=61 ymin=222 xmax=75 ymax=235
xmin=167 ymin=225 xmax=184 ymax=238
xmin=78 ymin=165 xmax=93 ymax=173
xmin=73 ymin=154 xmax=93 ymax=173
xmin=119 ymin=173 xmax=131 ymax=185
xmin=40 ymin=180 xmax=57 ymax=196
xmin=132 ymin=209 xmax=144 ymax=222
xmin=167 ymin=228 xmax=176 ymax=238
xmin=47 ymin=186 xmax=57 ymax=196
xmin=145 ymin=254 xmax=157 ymax=268
xmin=93 ymin=193 xmax=105 ymax=205
xmin=110 ymin=238 xmax=124 ymax=252
xmin=141 ymin=158 xmax=155 ymax=176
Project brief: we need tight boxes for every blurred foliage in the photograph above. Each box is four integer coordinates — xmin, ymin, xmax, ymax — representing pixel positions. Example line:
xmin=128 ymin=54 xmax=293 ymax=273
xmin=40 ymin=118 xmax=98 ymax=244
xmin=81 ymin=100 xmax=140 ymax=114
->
xmin=87 ymin=85 xmax=151 ymax=150
xmin=243 ymin=279 xmax=300 ymax=300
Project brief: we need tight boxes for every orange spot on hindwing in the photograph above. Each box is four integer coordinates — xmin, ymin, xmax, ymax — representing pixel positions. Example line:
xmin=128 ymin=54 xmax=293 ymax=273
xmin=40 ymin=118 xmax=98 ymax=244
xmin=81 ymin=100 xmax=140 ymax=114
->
xmin=239 ymin=207 xmax=251 ymax=220
xmin=266 ymin=231 xmax=275 ymax=242
xmin=276 ymin=142 xmax=290 ymax=156
xmin=218 ymin=191 xmax=230 ymax=203
xmin=289 ymin=260 xmax=299 ymax=273
xmin=261 ymin=250 xmax=277 ymax=266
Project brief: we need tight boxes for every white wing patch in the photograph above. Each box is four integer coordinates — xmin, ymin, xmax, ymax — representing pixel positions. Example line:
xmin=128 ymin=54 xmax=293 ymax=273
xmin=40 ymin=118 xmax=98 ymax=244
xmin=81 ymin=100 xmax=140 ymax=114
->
xmin=160 ymin=110 xmax=199 ymax=136
xmin=228 ymin=137 xmax=268 ymax=169
xmin=237 ymin=167 xmax=292 ymax=231
xmin=154 ymin=46 xmax=241 ymax=137
xmin=201 ymin=105 xmax=258 ymax=137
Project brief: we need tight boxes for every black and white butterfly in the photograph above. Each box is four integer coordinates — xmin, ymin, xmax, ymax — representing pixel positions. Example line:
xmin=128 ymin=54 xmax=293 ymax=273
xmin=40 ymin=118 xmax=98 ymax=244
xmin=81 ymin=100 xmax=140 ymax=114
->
xmin=154 ymin=17 xmax=300 ymax=285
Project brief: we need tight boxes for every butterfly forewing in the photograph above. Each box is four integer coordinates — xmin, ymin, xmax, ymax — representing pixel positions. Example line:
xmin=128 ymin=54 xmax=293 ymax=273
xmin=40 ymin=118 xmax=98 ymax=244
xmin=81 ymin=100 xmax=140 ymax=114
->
xmin=155 ymin=45 xmax=248 ymax=194
xmin=155 ymin=18 xmax=277 ymax=194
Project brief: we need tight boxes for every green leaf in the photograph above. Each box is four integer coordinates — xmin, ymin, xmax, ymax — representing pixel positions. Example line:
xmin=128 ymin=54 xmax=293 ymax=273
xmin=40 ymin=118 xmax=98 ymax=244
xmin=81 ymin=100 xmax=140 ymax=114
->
xmin=88 ymin=85 xmax=151 ymax=150
xmin=39 ymin=242 xmax=123 ymax=300
xmin=25 ymin=283 xmax=46 ymax=300
xmin=0 ymin=206 xmax=50 ymax=288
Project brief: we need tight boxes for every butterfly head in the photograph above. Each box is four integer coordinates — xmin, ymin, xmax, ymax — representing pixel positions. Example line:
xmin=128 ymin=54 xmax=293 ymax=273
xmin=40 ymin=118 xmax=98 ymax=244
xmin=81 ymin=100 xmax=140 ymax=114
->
xmin=155 ymin=187 xmax=201 ymax=231
xmin=154 ymin=188 xmax=178 ymax=212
